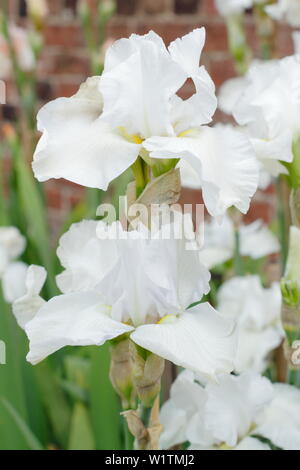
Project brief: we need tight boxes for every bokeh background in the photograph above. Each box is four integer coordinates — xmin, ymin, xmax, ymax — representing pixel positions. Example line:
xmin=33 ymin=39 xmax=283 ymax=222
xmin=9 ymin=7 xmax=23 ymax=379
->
xmin=0 ymin=0 xmax=295 ymax=450
xmin=4 ymin=0 xmax=294 ymax=235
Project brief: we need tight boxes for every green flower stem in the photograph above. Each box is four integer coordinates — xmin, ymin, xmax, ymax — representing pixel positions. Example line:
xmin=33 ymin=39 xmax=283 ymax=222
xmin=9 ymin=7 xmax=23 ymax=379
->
xmin=276 ymin=176 xmax=290 ymax=272
xmin=132 ymin=157 xmax=146 ymax=198
xmin=253 ymin=2 xmax=276 ymax=60
xmin=233 ymin=228 xmax=243 ymax=276
xmin=140 ymin=403 xmax=152 ymax=429
xmin=152 ymin=158 xmax=179 ymax=178
xmin=226 ymin=14 xmax=252 ymax=75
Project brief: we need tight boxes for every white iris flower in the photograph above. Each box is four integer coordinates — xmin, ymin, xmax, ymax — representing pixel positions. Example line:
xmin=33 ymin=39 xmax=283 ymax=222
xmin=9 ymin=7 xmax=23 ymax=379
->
xmin=32 ymin=29 xmax=258 ymax=217
xmin=160 ymin=370 xmax=300 ymax=450
xmin=13 ymin=217 xmax=237 ymax=379
xmin=0 ymin=227 xmax=28 ymax=303
xmin=217 ymin=275 xmax=283 ymax=373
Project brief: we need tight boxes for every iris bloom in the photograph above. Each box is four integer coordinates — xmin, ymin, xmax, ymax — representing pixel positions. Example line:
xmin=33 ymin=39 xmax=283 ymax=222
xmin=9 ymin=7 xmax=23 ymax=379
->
xmin=215 ymin=0 xmax=254 ymax=17
xmin=0 ymin=24 xmax=35 ymax=80
xmin=198 ymin=213 xmax=279 ymax=269
xmin=0 ymin=227 xmax=28 ymax=303
xmin=265 ymin=0 xmax=300 ymax=27
xmin=13 ymin=216 xmax=237 ymax=379
xmin=32 ymin=29 xmax=258 ymax=217
xmin=217 ymin=275 xmax=283 ymax=373
xmin=160 ymin=370 xmax=300 ymax=450
xmin=219 ymin=57 xmax=300 ymax=180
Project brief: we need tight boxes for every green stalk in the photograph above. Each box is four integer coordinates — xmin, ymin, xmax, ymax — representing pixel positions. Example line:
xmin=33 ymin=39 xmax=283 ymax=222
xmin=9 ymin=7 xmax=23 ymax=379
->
xmin=226 ymin=14 xmax=252 ymax=75
xmin=131 ymin=157 xmax=146 ymax=198
xmin=140 ymin=404 xmax=152 ymax=429
xmin=233 ymin=229 xmax=243 ymax=276
xmin=253 ymin=1 xmax=276 ymax=61
xmin=276 ymin=176 xmax=290 ymax=272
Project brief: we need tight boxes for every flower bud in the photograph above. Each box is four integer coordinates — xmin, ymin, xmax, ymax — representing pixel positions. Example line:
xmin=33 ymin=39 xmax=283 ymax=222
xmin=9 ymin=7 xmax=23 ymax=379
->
xmin=99 ymin=0 xmax=116 ymax=20
xmin=78 ymin=0 xmax=92 ymax=27
xmin=130 ymin=342 xmax=165 ymax=409
xmin=109 ymin=336 xmax=136 ymax=410
xmin=26 ymin=0 xmax=48 ymax=30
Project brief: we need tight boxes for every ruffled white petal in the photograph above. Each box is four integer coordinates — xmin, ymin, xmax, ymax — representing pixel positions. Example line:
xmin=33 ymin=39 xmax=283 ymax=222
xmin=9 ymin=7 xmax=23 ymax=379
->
xmin=100 ymin=36 xmax=186 ymax=138
xmin=25 ymin=291 xmax=133 ymax=364
xmin=131 ymin=303 xmax=237 ymax=379
xmin=169 ymin=28 xmax=205 ymax=78
xmin=169 ymin=29 xmax=217 ymax=128
xmin=240 ymin=219 xmax=280 ymax=258
xmin=94 ymin=232 xmax=171 ymax=326
xmin=160 ymin=402 xmax=188 ymax=449
xmin=161 ymin=370 xmax=210 ymax=449
xmin=171 ymin=68 xmax=217 ymax=132
xmin=0 ymin=227 xmax=26 ymax=273
xmin=217 ymin=275 xmax=283 ymax=373
xmin=177 ymin=159 xmax=201 ymax=190
xmin=202 ymin=372 xmax=273 ymax=448
xmin=215 ymin=0 xmax=253 ymax=16
xmin=2 ymin=261 xmax=28 ymax=303
xmin=12 ymin=265 xmax=47 ymax=329
xmin=143 ymin=213 xmax=211 ymax=309
xmin=104 ymin=31 xmax=167 ymax=72
xmin=266 ymin=0 xmax=300 ymax=27
xmin=233 ymin=57 xmax=300 ymax=166
xmin=218 ymin=275 xmax=282 ymax=330
xmin=144 ymin=125 xmax=259 ymax=217
xmin=256 ymin=383 xmax=300 ymax=450
xmin=293 ymin=31 xmax=300 ymax=54
xmin=235 ymin=327 xmax=283 ymax=374
xmin=33 ymin=80 xmax=140 ymax=190
xmin=218 ymin=76 xmax=248 ymax=115
xmin=199 ymin=216 xmax=279 ymax=269
xmin=94 ymin=215 xmax=210 ymax=325
xmin=56 ymin=220 xmax=118 ymax=293
xmin=199 ymin=214 xmax=234 ymax=269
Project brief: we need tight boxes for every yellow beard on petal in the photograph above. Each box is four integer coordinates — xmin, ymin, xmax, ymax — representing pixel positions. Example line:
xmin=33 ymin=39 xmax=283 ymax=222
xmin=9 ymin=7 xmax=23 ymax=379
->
xmin=157 ymin=314 xmax=178 ymax=324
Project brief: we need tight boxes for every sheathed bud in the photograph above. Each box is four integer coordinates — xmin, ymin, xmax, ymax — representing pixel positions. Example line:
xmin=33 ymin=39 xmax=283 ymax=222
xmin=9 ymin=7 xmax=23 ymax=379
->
xmin=130 ymin=342 xmax=165 ymax=408
xmin=109 ymin=336 xmax=136 ymax=410
xmin=26 ymin=0 xmax=48 ymax=30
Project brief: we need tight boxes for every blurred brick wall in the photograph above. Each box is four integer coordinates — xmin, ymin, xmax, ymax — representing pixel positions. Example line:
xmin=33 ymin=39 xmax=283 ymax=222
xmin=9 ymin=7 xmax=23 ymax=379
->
xmin=6 ymin=0 xmax=295 ymax=232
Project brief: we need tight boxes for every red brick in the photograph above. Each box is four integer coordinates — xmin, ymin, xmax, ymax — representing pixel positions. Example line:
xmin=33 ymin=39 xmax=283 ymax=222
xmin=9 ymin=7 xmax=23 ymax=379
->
xmin=46 ymin=187 xmax=62 ymax=209
xmin=177 ymin=78 xmax=196 ymax=100
xmin=39 ymin=51 xmax=89 ymax=76
xmin=47 ymin=0 xmax=64 ymax=15
xmin=204 ymin=21 xmax=229 ymax=52
xmin=53 ymin=81 xmax=82 ymax=97
xmin=143 ymin=0 xmax=173 ymax=14
xmin=244 ymin=200 xmax=276 ymax=225
xmin=116 ymin=0 xmax=138 ymax=15
xmin=174 ymin=0 xmax=200 ymax=14
xmin=276 ymin=25 xmax=294 ymax=57
xmin=201 ymin=0 xmax=218 ymax=15
xmin=134 ymin=21 xmax=204 ymax=45
xmin=44 ymin=23 xmax=84 ymax=48
xmin=106 ymin=18 xmax=130 ymax=39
